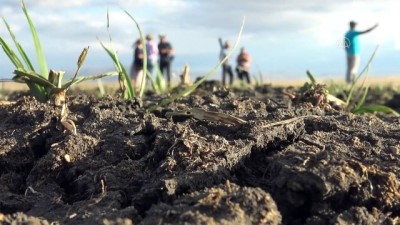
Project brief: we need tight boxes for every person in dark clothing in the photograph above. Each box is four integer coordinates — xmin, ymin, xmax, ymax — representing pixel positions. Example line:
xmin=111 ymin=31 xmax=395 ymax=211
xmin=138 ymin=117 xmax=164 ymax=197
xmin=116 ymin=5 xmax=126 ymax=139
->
xmin=218 ymin=37 xmax=234 ymax=86
xmin=236 ymin=47 xmax=251 ymax=84
xmin=130 ymin=39 xmax=144 ymax=91
xmin=158 ymin=34 xmax=174 ymax=87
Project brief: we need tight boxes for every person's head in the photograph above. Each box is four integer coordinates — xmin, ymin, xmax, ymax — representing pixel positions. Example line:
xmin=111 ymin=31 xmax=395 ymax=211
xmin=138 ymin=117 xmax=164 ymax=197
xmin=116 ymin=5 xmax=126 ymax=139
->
xmin=224 ymin=41 xmax=230 ymax=49
xmin=349 ymin=21 xmax=357 ymax=29
xmin=145 ymin=34 xmax=153 ymax=41
xmin=135 ymin=39 xmax=142 ymax=48
xmin=159 ymin=34 xmax=167 ymax=43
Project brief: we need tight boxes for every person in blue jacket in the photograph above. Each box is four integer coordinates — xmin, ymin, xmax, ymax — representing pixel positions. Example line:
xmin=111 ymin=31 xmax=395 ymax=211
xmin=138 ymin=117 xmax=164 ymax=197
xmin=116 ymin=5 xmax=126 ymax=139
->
xmin=344 ymin=21 xmax=378 ymax=83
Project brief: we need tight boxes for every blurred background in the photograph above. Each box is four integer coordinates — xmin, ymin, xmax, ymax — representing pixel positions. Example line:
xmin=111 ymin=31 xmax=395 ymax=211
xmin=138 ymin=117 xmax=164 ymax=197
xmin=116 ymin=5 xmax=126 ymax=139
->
xmin=0 ymin=0 xmax=399 ymax=82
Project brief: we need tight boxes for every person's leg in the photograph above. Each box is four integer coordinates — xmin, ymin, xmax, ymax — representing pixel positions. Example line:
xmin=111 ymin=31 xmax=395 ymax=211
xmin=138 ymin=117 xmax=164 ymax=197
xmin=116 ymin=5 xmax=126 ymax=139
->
xmin=222 ymin=65 xmax=227 ymax=86
xmin=236 ymin=67 xmax=243 ymax=80
xmin=160 ymin=62 xmax=167 ymax=79
xmin=159 ymin=62 xmax=164 ymax=76
xmin=130 ymin=62 xmax=136 ymax=81
xmin=134 ymin=68 xmax=144 ymax=92
xmin=244 ymin=70 xmax=250 ymax=84
xmin=146 ymin=61 xmax=156 ymax=89
xmin=166 ymin=62 xmax=171 ymax=88
xmin=227 ymin=65 xmax=234 ymax=86
xmin=346 ymin=55 xmax=355 ymax=83
xmin=351 ymin=56 xmax=360 ymax=80
xmin=147 ymin=60 xmax=154 ymax=75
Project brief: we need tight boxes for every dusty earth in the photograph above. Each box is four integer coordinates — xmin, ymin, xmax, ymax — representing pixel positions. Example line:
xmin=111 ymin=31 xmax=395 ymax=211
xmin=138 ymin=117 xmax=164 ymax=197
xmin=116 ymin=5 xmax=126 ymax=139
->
xmin=1 ymin=84 xmax=400 ymax=225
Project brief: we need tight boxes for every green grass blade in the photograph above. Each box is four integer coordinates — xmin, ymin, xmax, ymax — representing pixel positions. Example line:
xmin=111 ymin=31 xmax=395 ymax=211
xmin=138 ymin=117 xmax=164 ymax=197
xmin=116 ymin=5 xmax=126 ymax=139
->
xmin=354 ymin=46 xmax=379 ymax=83
xmin=148 ymin=17 xmax=246 ymax=112
xmin=306 ymin=70 xmax=317 ymax=86
xmin=16 ymin=42 xmax=35 ymax=71
xmin=146 ymin=71 xmax=160 ymax=94
xmin=2 ymin=17 xmax=35 ymax=71
xmin=97 ymin=79 xmax=106 ymax=97
xmin=26 ymin=83 xmax=47 ymax=102
xmin=353 ymin=104 xmax=400 ymax=116
xmin=345 ymin=46 xmax=379 ymax=106
xmin=155 ymin=65 xmax=167 ymax=92
xmin=354 ymin=85 xmax=369 ymax=110
xmin=21 ymin=0 xmax=48 ymax=78
xmin=254 ymin=64 xmax=264 ymax=86
xmin=61 ymin=71 xmax=119 ymax=89
xmin=0 ymin=37 xmax=26 ymax=70
xmin=124 ymin=10 xmax=147 ymax=98
xmin=13 ymin=69 xmax=55 ymax=88
xmin=98 ymin=39 xmax=134 ymax=98
xmin=101 ymin=8 xmax=135 ymax=99
xmin=107 ymin=7 xmax=110 ymax=29
xmin=12 ymin=69 xmax=49 ymax=102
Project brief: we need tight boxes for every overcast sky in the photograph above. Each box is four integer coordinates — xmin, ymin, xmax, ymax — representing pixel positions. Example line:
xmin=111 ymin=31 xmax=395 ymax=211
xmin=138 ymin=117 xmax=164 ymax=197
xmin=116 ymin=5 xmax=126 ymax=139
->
xmin=0 ymin=0 xmax=399 ymax=82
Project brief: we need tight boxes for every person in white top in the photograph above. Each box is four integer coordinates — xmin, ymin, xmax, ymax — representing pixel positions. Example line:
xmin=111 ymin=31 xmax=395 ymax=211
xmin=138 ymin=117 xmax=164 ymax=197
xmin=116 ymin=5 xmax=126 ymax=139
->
xmin=218 ymin=37 xmax=234 ymax=86
xmin=145 ymin=34 xmax=159 ymax=76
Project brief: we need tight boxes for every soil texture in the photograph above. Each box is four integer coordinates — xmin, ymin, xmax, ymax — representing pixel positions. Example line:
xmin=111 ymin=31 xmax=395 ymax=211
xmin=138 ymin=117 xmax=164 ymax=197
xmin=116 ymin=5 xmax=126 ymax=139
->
xmin=1 ymin=85 xmax=400 ymax=225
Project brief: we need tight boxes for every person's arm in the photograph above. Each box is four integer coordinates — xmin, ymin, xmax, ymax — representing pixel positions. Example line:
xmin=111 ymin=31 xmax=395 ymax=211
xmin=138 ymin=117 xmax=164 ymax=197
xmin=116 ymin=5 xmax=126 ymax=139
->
xmin=153 ymin=42 xmax=159 ymax=54
xmin=159 ymin=45 xmax=168 ymax=54
xmin=138 ymin=49 xmax=144 ymax=59
xmin=343 ymin=38 xmax=349 ymax=50
xmin=247 ymin=53 xmax=252 ymax=64
xmin=167 ymin=43 xmax=174 ymax=55
xmin=218 ymin=37 xmax=224 ymax=48
xmin=359 ymin=23 xmax=378 ymax=35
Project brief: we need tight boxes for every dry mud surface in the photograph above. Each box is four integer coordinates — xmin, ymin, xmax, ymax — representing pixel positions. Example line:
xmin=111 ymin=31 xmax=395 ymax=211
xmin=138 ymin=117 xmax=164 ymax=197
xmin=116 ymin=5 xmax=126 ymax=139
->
xmin=1 ymin=86 xmax=400 ymax=225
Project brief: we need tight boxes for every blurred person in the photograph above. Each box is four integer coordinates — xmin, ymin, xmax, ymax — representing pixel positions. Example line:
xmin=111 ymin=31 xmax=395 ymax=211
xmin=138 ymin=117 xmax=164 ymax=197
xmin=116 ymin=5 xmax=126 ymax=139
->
xmin=218 ymin=37 xmax=234 ymax=86
xmin=236 ymin=47 xmax=251 ymax=84
xmin=344 ymin=21 xmax=378 ymax=83
xmin=158 ymin=34 xmax=174 ymax=87
xmin=145 ymin=34 xmax=158 ymax=75
xmin=130 ymin=39 xmax=144 ymax=91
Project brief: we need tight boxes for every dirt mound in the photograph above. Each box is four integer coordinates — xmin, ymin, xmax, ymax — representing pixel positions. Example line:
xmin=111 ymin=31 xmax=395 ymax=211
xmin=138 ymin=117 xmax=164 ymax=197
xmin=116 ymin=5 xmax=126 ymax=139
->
xmin=0 ymin=88 xmax=399 ymax=225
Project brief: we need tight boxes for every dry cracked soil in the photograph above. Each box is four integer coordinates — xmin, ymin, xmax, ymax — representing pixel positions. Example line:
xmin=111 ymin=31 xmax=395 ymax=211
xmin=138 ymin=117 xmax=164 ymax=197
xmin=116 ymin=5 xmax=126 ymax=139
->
xmin=1 ymin=85 xmax=400 ymax=225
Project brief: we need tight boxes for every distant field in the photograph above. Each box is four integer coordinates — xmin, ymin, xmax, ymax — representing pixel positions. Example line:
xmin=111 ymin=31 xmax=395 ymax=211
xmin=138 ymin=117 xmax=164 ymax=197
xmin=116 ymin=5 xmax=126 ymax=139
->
xmin=2 ymin=75 xmax=400 ymax=92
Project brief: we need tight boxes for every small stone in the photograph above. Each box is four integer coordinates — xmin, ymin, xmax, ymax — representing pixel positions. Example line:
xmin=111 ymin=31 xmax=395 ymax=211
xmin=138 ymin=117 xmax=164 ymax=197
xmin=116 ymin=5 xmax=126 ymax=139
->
xmin=64 ymin=154 xmax=71 ymax=163
xmin=388 ymin=146 xmax=399 ymax=155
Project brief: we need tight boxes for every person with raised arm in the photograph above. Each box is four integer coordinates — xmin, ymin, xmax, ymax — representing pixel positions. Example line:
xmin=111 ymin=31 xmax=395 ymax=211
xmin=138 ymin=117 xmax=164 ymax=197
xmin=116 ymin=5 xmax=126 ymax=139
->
xmin=218 ymin=37 xmax=234 ymax=86
xmin=344 ymin=21 xmax=378 ymax=83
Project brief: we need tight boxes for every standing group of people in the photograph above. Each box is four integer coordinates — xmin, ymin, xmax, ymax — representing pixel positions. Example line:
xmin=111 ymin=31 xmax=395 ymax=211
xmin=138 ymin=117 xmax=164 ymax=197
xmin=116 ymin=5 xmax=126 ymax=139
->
xmin=218 ymin=38 xmax=252 ymax=87
xmin=130 ymin=34 xmax=174 ymax=90
xmin=131 ymin=20 xmax=376 ymax=91
xmin=218 ymin=20 xmax=379 ymax=86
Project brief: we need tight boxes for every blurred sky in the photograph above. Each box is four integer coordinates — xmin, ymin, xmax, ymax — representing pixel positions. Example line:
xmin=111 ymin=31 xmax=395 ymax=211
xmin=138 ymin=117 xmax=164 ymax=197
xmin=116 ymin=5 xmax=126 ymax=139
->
xmin=0 ymin=0 xmax=399 ymax=82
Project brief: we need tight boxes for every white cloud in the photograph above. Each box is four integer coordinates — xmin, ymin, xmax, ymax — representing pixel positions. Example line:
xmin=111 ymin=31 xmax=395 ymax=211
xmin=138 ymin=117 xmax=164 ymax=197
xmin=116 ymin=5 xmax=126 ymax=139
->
xmin=32 ymin=0 xmax=93 ymax=8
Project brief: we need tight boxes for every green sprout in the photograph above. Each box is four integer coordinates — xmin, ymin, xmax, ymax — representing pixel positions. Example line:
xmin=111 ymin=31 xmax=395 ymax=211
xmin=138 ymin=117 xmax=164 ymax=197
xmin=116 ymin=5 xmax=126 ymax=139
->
xmin=147 ymin=66 xmax=168 ymax=95
xmin=98 ymin=8 xmax=135 ymax=100
xmin=0 ymin=0 xmax=118 ymax=103
xmin=99 ymin=8 xmax=150 ymax=100
xmin=306 ymin=46 xmax=399 ymax=116
xmin=124 ymin=9 xmax=148 ymax=98
xmin=341 ymin=45 xmax=398 ymax=115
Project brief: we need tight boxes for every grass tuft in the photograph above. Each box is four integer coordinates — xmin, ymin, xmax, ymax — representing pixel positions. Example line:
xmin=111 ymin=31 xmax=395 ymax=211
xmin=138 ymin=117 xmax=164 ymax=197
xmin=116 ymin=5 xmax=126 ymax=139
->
xmin=21 ymin=0 xmax=48 ymax=78
xmin=99 ymin=8 xmax=135 ymax=99
xmin=124 ymin=9 xmax=148 ymax=98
